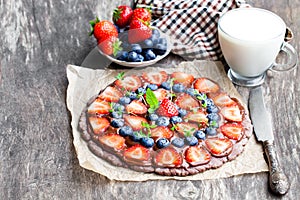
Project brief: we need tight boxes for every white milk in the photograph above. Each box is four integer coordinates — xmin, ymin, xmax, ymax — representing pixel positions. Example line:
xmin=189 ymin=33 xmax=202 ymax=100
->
xmin=218 ymin=8 xmax=286 ymax=77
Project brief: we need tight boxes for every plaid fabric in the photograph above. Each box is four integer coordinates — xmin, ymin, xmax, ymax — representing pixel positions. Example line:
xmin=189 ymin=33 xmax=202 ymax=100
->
xmin=134 ymin=0 xmax=249 ymax=61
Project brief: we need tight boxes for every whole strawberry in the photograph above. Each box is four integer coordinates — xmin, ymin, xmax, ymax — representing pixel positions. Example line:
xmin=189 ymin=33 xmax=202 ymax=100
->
xmin=132 ymin=7 xmax=151 ymax=22
xmin=128 ymin=19 xmax=152 ymax=44
xmin=98 ymin=37 xmax=122 ymax=56
xmin=113 ymin=5 xmax=133 ymax=28
xmin=89 ymin=18 xmax=118 ymax=43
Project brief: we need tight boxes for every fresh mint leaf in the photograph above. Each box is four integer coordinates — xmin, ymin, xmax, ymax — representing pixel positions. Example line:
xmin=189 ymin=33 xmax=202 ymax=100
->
xmin=146 ymin=88 xmax=159 ymax=112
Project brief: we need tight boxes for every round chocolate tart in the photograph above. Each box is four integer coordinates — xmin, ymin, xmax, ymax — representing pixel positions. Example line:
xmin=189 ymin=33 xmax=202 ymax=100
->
xmin=79 ymin=71 xmax=252 ymax=176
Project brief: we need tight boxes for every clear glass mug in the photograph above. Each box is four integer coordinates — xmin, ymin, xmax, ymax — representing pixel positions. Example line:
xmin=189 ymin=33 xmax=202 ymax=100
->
xmin=218 ymin=8 xmax=298 ymax=87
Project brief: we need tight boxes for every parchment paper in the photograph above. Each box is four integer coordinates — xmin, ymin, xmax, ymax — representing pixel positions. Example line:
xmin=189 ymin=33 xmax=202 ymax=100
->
xmin=66 ymin=60 xmax=268 ymax=181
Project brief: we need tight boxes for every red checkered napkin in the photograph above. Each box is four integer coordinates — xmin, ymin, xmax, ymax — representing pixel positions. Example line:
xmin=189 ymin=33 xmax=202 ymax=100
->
xmin=134 ymin=0 xmax=249 ymax=61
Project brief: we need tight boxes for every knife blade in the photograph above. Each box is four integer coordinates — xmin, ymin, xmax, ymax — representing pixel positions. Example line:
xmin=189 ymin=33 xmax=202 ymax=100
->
xmin=249 ymin=86 xmax=289 ymax=195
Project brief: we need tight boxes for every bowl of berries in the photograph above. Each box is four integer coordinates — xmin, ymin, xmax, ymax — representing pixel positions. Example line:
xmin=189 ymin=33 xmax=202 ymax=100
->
xmin=89 ymin=6 xmax=172 ymax=67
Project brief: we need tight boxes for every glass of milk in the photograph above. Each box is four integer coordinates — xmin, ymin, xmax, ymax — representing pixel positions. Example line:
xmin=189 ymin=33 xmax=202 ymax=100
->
xmin=218 ymin=8 xmax=298 ymax=87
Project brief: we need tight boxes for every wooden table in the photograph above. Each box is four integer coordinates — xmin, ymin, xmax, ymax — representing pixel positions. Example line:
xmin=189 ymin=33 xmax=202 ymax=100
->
xmin=1 ymin=0 xmax=299 ymax=199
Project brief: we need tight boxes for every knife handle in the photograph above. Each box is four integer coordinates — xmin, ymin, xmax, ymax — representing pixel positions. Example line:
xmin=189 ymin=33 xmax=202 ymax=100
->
xmin=263 ymin=140 xmax=290 ymax=195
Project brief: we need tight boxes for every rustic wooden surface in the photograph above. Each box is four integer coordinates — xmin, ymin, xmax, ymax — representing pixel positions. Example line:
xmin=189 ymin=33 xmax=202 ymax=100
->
xmin=0 ymin=0 xmax=299 ymax=199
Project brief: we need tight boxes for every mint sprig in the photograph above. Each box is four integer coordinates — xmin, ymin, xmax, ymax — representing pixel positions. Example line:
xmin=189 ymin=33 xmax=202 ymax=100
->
xmin=141 ymin=121 xmax=157 ymax=137
xmin=145 ymin=88 xmax=159 ymax=113
xmin=115 ymin=72 xmax=125 ymax=80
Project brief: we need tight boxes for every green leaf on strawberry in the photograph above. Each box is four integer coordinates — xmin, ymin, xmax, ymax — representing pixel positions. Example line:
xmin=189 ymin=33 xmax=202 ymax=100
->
xmin=146 ymin=88 xmax=159 ymax=113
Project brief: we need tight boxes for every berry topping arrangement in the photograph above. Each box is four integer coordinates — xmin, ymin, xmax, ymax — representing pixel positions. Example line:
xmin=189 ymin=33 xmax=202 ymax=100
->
xmin=89 ymin=5 xmax=170 ymax=65
xmin=79 ymin=70 xmax=252 ymax=176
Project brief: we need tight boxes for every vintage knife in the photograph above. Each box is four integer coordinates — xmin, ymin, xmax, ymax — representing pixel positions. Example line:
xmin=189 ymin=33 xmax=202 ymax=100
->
xmin=249 ymin=86 xmax=290 ymax=195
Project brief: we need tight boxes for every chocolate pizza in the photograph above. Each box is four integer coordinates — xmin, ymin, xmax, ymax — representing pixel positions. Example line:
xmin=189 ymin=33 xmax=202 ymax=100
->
xmin=79 ymin=70 xmax=252 ymax=176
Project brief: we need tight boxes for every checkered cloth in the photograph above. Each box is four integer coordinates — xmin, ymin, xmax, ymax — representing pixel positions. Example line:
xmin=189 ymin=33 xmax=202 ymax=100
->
xmin=134 ymin=0 xmax=250 ymax=61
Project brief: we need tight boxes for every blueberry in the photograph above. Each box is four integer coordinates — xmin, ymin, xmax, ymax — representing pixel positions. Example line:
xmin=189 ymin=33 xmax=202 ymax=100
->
xmin=131 ymin=44 xmax=142 ymax=54
xmin=205 ymin=127 xmax=217 ymax=136
xmin=170 ymin=116 xmax=182 ymax=124
xmin=178 ymin=109 xmax=187 ymax=117
xmin=153 ymin=43 xmax=167 ymax=55
xmin=161 ymin=81 xmax=171 ymax=90
xmin=148 ymin=113 xmax=159 ymax=121
xmin=194 ymin=130 xmax=206 ymax=140
xmin=207 ymin=113 xmax=220 ymax=122
xmin=147 ymin=84 xmax=158 ymax=91
xmin=112 ymin=103 xmax=125 ymax=112
xmin=130 ymin=132 xmax=142 ymax=142
xmin=140 ymin=137 xmax=155 ymax=148
xmin=144 ymin=49 xmax=156 ymax=61
xmin=137 ymin=87 xmax=146 ymax=95
xmin=156 ymin=117 xmax=170 ymax=126
xmin=127 ymin=91 xmax=138 ymax=100
xmin=156 ymin=138 xmax=170 ymax=148
xmin=158 ymin=37 xmax=167 ymax=45
xmin=172 ymin=83 xmax=185 ymax=93
xmin=136 ymin=54 xmax=144 ymax=62
xmin=185 ymin=136 xmax=199 ymax=146
xmin=209 ymin=120 xmax=219 ymax=128
xmin=206 ymin=98 xmax=214 ymax=106
xmin=207 ymin=105 xmax=218 ymax=113
xmin=119 ymin=96 xmax=131 ymax=105
xmin=186 ymin=88 xmax=197 ymax=96
xmin=119 ymin=126 xmax=133 ymax=137
xmin=171 ymin=138 xmax=185 ymax=148
xmin=152 ymin=29 xmax=160 ymax=38
xmin=111 ymin=118 xmax=125 ymax=128
xmin=111 ymin=111 xmax=123 ymax=119
xmin=128 ymin=51 xmax=138 ymax=62
xmin=143 ymin=39 xmax=154 ymax=49
xmin=116 ymin=51 xmax=129 ymax=61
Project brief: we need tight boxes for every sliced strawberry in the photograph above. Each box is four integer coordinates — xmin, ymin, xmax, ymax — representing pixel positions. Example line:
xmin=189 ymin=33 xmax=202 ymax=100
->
xmin=184 ymin=110 xmax=208 ymax=125
xmin=126 ymin=100 xmax=147 ymax=115
xmin=142 ymin=71 xmax=168 ymax=86
xmin=175 ymin=122 xmax=198 ymax=136
xmin=205 ymin=138 xmax=233 ymax=157
xmin=156 ymin=98 xmax=178 ymax=117
xmin=185 ymin=146 xmax=211 ymax=166
xmin=99 ymin=86 xmax=122 ymax=103
xmin=114 ymin=75 xmax=142 ymax=91
xmin=88 ymin=98 xmax=111 ymax=115
xmin=124 ymin=144 xmax=150 ymax=163
xmin=152 ymin=88 xmax=168 ymax=102
xmin=124 ymin=115 xmax=147 ymax=131
xmin=98 ymin=133 xmax=126 ymax=151
xmin=212 ymin=92 xmax=237 ymax=107
xmin=171 ymin=72 xmax=194 ymax=86
xmin=175 ymin=93 xmax=200 ymax=110
xmin=194 ymin=78 xmax=220 ymax=94
xmin=220 ymin=123 xmax=244 ymax=140
xmin=88 ymin=116 xmax=110 ymax=135
xmin=220 ymin=105 xmax=243 ymax=122
xmin=154 ymin=147 xmax=182 ymax=167
xmin=150 ymin=126 xmax=174 ymax=140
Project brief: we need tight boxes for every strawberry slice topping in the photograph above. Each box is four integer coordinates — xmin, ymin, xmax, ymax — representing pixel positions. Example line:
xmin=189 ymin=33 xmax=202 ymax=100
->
xmin=124 ymin=115 xmax=147 ymax=131
xmin=205 ymin=138 xmax=233 ymax=157
xmin=142 ymin=71 xmax=168 ymax=86
xmin=150 ymin=126 xmax=174 ymax=140
xmin=88 ymin=116 xmax=110 ymax=135
xmin=220 ymin=123 xmax=244 ymax=140
xmin=184 ymin=110 xmax=208 ymax=125
xmin=88 ymin=98 xmax=111 ymax=115
xmin=171 ymin=72 xmax=195 ymax=86
xmin=220 ymin=105 xmax=243 ymax=122
xmin=126 ymin=100 xmax=147 ymax=115
xmin=175 ymin=122 xmax=198 ymax=136
xmin=115 ymin=75 xmax=142 ymax=91
xmin=175 ymin=93 xmax=200 ymax=111
xmin=212 ymin=92 xmax=237 ymax=107
xmin=156 ymin=98 xmax=178 ymax=117
xmin=152 ymin=88 xmax=168 ymax=102
xmin=99 ymin=133 xmax=126 ymax=151
xmin=194 ymin=78 xmax=220 ymax=94
xmin=124 ymin=144 xmax=150 ymax=163
xmin=99 ymin=86 xmax=122 ymax=103
xmin=185 ymin=146 xmax=211 ymax=166
xmin=154 ymin=147 xmax=182 ymax=167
